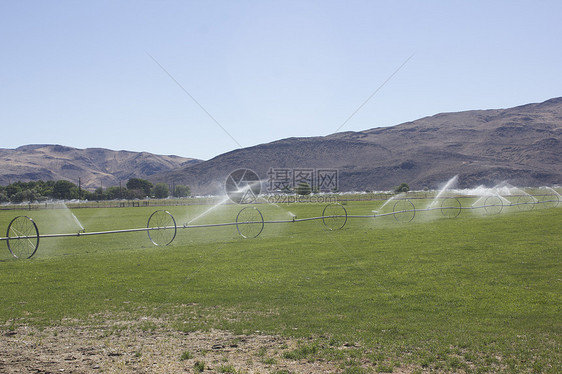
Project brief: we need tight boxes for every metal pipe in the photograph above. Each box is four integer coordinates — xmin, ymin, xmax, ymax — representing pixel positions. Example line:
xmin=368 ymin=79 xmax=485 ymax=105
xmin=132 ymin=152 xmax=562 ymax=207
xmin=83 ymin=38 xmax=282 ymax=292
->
xmin=1 ymin=199 xmax=558 ymax=242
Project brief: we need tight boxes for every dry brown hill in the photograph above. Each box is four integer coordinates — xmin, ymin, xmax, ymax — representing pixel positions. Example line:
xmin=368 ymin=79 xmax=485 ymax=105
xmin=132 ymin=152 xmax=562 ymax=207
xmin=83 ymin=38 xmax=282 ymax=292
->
xmin=2 ymin=98 xmax=560 ymax=194
xmin=153 ymin=97 xmax=562 ymax=193
xmin=0 ymin=145 xmax=200 ymax=190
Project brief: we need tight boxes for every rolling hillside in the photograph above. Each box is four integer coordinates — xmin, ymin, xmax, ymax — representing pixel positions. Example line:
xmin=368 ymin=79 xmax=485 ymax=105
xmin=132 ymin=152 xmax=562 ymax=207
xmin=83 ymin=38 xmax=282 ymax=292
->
xmin=0 ymin=145 xmax=201 ymax=190
xmin=2 ymin=98 xmax=560 ymax=194
xmin=153 ymin=97 xmax=562 ymax=193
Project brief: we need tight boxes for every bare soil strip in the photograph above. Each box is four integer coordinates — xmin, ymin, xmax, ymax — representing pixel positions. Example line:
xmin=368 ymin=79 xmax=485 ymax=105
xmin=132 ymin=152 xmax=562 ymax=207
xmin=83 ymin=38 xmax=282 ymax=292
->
xmin=1 ymin=322 xmax=354 ymax=373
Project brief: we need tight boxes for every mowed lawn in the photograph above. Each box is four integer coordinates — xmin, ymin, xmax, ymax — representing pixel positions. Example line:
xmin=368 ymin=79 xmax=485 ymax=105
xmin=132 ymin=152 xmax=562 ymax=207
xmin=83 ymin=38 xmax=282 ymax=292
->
xmin=0 ymin=200 xmax=560 ymax=373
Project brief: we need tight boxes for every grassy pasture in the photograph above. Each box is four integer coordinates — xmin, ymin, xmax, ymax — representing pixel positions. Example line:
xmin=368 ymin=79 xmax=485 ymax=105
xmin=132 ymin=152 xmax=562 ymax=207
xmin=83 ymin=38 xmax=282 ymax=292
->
xmin=0 ymin=198 xmax=560 ymax=373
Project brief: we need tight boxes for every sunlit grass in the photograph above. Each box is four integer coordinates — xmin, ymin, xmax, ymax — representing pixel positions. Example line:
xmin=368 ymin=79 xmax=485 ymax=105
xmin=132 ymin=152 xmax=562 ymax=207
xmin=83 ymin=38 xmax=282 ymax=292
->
xmin=0 ymin=200 xmax=560 ymax=372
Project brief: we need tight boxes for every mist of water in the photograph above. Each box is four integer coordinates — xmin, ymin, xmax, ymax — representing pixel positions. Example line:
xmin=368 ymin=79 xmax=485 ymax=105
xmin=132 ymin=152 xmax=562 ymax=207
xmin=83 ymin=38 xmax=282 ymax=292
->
xmin=185 ymin=195 xmax=231 ymax=225
xmin=69 ymin=209 xmax=85 ymax=232
xmin=42 ymin=201 xmax=86 ymax=233
xmin=428 ymin=175 xmax=458 ymax=208
xmin=375 ymin=192 xmax=406 ymax=213
xmin=466 ymin=182 xmax=513 ymax=208
xmin=546 ymin=186 xmax=562 ymax=200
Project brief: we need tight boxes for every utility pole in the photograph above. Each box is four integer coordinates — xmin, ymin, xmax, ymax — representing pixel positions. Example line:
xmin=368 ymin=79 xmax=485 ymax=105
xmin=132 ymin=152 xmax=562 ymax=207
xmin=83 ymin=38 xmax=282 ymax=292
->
xmin=78 ymin=178 xmax=82 ymax=200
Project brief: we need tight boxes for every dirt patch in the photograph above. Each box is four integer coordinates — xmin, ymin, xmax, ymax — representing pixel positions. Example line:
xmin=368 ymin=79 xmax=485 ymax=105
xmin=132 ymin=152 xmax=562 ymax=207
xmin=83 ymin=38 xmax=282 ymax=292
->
xmin=1 ymin=321 xmax=343 ymax=373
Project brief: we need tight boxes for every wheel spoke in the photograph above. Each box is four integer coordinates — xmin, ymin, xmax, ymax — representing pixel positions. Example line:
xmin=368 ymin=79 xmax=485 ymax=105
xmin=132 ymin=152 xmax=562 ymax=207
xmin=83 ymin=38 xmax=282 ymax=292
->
xmin=147 ymin=210 xmax=177 ymax=246
xmin=7 ymin=216 xmax=39 ymax=259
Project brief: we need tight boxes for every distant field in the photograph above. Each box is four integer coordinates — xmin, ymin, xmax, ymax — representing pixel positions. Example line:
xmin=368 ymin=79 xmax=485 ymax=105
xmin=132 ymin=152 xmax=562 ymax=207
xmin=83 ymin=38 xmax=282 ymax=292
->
xmin=0 ymin=197 xmax=560 ymax=373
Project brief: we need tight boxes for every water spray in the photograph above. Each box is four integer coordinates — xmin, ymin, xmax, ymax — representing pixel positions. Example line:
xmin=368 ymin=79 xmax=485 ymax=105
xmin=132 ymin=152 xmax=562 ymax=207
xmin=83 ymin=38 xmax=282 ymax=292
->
xmin=1 ymin=187 xmax=559 ymax=260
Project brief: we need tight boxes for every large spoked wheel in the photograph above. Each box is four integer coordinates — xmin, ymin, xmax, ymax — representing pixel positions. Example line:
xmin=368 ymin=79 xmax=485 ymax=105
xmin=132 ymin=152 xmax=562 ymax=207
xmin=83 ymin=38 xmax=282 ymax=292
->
xmin=516 ymin=195 xmax=536 ymax=211
xmin=537 ymin=192 xmax=560 ymax=209
xmin=236 ymin=207 xmax=264 ymax=238
xmin=322 ymin=203 xmax=347 ymax=230
xmin=393 ymin=199 xmax=415 ymax=223
xmin=484 ymin=196 xmax=503 ymax=215
xmin=147 ymin=210 xmax=177 ymax=246
xmin=7 ymin=216 xmax=40 ymax=259
xmin=440 ymin=197 xmax=462 ymax=218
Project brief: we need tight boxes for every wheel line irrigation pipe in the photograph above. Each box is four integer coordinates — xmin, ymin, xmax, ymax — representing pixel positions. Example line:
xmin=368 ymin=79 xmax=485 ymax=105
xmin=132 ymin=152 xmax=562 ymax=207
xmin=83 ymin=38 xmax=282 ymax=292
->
xmin=1 ymin=196 xmax=559 ymax=259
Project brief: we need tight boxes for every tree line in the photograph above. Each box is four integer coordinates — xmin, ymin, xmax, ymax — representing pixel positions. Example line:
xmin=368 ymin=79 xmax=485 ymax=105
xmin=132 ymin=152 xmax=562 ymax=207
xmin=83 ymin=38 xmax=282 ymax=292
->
xmin=0 ymin=178 xmax=190 ymax=203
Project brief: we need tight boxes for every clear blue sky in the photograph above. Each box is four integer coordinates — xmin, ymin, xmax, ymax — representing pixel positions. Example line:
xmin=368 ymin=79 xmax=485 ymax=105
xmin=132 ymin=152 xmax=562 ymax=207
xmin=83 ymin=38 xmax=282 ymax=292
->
xmin=1 ymin=0 xmax=561 ymax=160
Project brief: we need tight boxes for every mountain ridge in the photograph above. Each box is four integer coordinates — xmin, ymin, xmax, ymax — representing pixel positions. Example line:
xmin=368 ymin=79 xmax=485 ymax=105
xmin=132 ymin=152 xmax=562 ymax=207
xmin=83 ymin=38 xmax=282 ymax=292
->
xmin=152 ymin=97 xmax=562 ymax=193
xmin=0 ymin=145 xmax=201 ymax=190
xmin=1 ymin=97 xmax=560 ymax=193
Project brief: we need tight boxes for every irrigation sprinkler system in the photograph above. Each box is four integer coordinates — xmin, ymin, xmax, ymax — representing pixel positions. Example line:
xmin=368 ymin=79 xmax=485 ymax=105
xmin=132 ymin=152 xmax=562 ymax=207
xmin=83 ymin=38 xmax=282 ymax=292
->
xmin=1 ymin=192 xmax=559 ymax=259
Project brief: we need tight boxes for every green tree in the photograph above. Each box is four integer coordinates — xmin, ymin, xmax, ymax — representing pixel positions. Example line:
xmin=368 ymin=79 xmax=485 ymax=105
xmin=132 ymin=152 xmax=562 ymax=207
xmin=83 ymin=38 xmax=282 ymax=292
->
xmin=94 ymin=187 xmax=105 ymax=200
xmin=126 ymin=178 xmax=153 ymax=196
xmin=105 ymin=186 xmax=123 ymax=200
xmin=125 ymin=188 xmax=146 ymax=200
xmin=52 ymin=180 xmax=78 ymax=200
xmin=36 ymin=181 xmax=54 ymax=199
xmin=173 ymin=185 xmax=190 ymax=198
xmin=23 ymin=188 xmax=41 ymax=202
xmin=81 ymin=189 xmax=96 ymax=201
xmin=10 ymin=191 xmax=25 ymax=203
xmin=394 ymin=183 xmax=410 ymax=193
xmin=153 ymin=183 xmax=169 ymax=198
xmin=5 ymin=184 xmax=22 ymax=199
xmin=295 ymin=182 xmax=312 ymax=196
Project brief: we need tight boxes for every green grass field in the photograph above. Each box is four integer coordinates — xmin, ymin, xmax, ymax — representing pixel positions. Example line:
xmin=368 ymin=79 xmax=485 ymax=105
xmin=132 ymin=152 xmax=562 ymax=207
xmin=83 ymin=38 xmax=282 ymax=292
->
xmin=0 ymin=199 xmax=560 ymax=373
